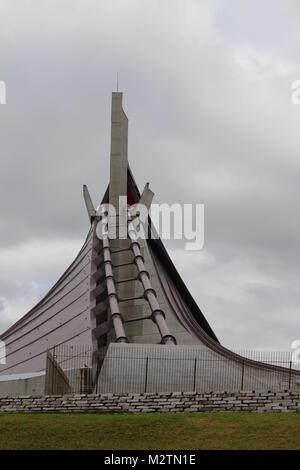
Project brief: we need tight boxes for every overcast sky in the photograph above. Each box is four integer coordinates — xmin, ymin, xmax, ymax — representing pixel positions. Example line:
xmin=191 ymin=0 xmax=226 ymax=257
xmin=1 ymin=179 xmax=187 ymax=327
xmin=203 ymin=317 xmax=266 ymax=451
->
xmin=1 ymin=0 xmax=300 ymax=349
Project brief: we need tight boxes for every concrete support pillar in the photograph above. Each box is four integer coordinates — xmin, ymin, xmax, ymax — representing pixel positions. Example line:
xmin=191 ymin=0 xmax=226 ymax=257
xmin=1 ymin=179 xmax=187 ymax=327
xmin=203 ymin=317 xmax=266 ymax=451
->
xmin=109 ymin=92 xmax=128 ymax=229
xmin=107 ymin=93 xmax=136 ymax=332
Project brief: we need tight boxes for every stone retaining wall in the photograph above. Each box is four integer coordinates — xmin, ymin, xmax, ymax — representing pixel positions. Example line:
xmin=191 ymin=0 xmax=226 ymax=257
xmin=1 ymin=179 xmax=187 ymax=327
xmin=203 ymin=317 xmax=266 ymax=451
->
xmin=0 ymin=391 xmax=300 ymax=413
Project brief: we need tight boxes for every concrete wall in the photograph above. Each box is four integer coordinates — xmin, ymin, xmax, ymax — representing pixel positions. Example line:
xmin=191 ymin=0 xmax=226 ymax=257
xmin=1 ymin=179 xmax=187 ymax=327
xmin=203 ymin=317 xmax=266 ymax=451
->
xmin=0 ymin=375 xmax=45 ymax=397
xmin=0 ymin=391 xmax=300 ymax=413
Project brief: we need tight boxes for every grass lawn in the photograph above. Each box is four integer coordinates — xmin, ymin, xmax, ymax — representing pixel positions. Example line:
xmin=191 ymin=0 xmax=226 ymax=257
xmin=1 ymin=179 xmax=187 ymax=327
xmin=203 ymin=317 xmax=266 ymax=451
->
xmin=0 ymin=412 xmax=299 ymax=450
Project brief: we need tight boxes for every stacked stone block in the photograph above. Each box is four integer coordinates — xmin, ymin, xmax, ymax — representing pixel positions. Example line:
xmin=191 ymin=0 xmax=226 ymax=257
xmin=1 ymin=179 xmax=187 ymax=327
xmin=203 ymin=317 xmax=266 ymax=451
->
xmin=0 ymin=391 xmax=300 ymax=413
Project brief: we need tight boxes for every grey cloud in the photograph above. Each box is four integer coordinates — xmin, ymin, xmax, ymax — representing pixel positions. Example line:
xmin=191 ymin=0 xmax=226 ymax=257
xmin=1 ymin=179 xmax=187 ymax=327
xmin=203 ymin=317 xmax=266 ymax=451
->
xmin=1 ymin=0 xmax=300 ymax=347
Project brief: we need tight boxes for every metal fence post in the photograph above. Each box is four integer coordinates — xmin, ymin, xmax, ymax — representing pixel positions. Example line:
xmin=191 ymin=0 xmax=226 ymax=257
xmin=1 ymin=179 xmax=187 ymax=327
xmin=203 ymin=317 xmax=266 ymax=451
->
xmin=241 ymin=360 xmax=245 ymax=391
xmin=52 ymin=345 xmax=56 ymax=393
xmin=144 ymin=357 xmax=149 ymax=393
xmin=193 ymin=358 xmax=197 ymax=392
xmin=289 ymin=361 xmax=292 ymax=389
